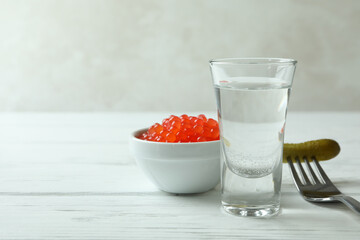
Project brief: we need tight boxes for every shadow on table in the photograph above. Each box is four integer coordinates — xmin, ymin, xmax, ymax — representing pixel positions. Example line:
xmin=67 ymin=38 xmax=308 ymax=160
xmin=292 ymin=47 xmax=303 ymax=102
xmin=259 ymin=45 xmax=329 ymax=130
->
xmin=161 ymin=185 xmax=221 ymax=207
xmin=281 ymin=192 xmax=360 ymax=218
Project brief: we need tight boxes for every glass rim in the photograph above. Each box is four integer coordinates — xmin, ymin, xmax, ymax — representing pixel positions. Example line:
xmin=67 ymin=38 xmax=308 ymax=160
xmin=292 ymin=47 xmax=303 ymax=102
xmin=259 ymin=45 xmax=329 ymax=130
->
xmin=209 ymin=57 xmax=297 ymax=65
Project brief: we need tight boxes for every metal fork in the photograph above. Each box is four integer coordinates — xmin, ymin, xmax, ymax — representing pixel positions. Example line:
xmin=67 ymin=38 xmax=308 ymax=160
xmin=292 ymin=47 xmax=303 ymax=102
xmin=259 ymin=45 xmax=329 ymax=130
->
xmin=287 ymin=156 xmax=360 ymax=214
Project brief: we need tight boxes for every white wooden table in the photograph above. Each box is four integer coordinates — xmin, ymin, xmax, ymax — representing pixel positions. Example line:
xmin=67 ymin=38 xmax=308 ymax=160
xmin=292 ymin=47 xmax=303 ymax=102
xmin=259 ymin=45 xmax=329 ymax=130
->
xmin=0 ymin=112 xmax=359 ymax=239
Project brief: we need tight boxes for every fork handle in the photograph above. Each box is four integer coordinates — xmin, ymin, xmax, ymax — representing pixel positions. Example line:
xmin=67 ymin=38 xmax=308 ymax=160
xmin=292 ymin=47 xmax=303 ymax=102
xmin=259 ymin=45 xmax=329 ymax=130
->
xmin=334 ymin=195 xmax=360 ymax=214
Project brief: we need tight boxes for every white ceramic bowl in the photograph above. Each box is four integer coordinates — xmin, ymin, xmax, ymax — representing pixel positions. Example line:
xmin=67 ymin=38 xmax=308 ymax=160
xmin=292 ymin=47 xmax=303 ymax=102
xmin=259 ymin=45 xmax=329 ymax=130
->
xmin=129 ymin=128 xmax=220 ymax=194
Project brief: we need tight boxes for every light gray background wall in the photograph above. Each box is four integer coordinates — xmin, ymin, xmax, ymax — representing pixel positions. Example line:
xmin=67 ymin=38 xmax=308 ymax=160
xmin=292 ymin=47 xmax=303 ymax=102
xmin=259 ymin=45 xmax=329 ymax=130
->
xmin=0 ymin=0 xmax=359 ymax=112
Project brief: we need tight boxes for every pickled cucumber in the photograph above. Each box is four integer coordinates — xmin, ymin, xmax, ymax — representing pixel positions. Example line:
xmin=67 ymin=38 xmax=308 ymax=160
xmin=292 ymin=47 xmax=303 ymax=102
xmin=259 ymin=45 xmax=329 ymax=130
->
xmin=283 ymin=139 xmax=340 ymax=162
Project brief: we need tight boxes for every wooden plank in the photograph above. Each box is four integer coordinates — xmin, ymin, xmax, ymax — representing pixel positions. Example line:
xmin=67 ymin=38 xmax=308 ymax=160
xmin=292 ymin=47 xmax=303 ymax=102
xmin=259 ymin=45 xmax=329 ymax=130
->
xmin=0 ymin=165 xmax=156 ymax=194
xmin=0 ymin=160 xmax=359 ymax=198
xmin=0 ymin=143 xmax=133 ymax=164
xmin=1 ymin=193 xmax=359 ymax=240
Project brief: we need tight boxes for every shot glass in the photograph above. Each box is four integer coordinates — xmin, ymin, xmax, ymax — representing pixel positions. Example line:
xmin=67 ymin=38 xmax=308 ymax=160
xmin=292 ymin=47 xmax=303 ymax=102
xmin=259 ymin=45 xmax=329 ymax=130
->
xmin=209 ymin=58 xmax=296 ymax=217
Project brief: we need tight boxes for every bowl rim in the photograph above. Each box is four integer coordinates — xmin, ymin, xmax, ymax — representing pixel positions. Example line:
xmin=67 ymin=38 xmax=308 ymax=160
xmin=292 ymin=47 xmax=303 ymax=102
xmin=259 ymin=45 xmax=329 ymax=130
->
xmin=131 ymin=128 xmax=220 ymax=145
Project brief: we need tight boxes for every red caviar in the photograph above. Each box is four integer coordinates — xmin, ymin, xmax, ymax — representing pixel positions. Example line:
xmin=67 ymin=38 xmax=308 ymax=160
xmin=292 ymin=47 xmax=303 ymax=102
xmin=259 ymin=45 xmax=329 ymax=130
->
xmin=138 ymin=114 xmax=220 ymax=143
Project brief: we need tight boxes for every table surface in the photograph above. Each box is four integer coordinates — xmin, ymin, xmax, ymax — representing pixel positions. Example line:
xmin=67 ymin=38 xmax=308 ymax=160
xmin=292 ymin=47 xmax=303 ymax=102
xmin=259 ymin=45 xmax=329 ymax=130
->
xmin=0 ymin=112 xmax=359 ymax=239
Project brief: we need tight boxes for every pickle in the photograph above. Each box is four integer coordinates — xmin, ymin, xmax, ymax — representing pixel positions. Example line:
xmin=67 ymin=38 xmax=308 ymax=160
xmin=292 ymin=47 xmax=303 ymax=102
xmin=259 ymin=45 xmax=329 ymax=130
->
xmin=283 ymin=139 xmax=340 ymax=162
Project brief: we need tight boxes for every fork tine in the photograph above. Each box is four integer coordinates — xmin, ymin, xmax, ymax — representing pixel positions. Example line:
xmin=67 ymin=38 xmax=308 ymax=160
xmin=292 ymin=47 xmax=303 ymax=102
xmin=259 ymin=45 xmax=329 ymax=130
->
xmin=312 ymin=156 xmax=332 ymax=184
xmin=295 ymin=156 xmax=311 ymax=185
xmin=304 ymin=156 xmax=321 ymax=184
xmin=287 ymin=156 xmax=303 ymax=186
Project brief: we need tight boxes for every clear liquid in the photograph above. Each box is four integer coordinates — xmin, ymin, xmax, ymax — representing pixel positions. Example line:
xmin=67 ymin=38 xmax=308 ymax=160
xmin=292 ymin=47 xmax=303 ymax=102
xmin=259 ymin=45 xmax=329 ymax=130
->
xmin=215 ymin=78 xmax=290 ymax=217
